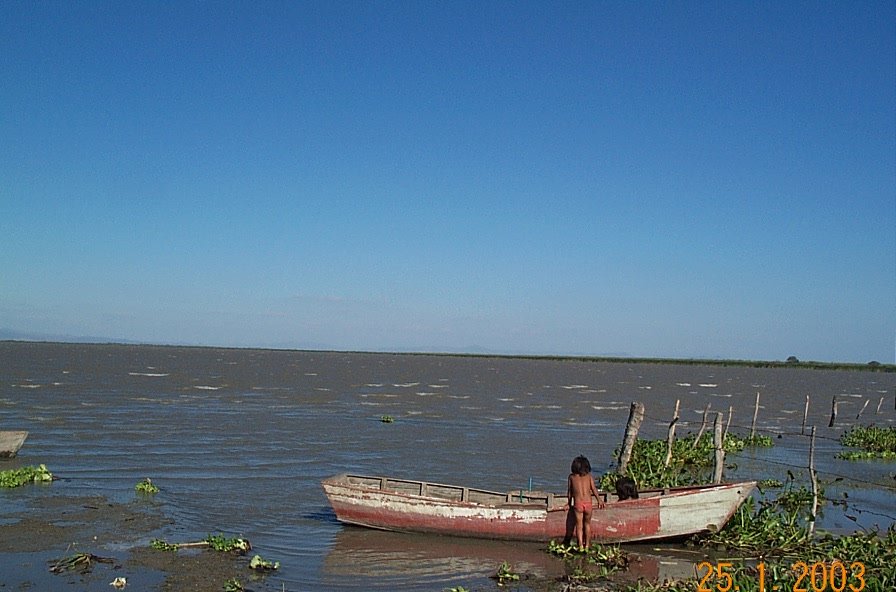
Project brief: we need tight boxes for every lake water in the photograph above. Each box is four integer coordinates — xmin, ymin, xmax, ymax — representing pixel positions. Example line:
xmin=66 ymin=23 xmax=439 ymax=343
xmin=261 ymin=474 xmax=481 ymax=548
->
xmin=2 ymin=342 xmax=894 ymax=591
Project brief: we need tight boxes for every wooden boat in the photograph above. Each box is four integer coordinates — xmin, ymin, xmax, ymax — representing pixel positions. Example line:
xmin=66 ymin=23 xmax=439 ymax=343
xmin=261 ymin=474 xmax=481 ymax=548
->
xmin=322 ymin=473 xmax=756 ymax=543
xmin=0 ymin=431 xmax=28 ymax=458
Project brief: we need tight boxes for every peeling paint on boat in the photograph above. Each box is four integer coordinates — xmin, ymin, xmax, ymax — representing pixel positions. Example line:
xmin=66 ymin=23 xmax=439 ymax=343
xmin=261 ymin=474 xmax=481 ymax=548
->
xmin=322 ymin=473 xmax=755 ymax=543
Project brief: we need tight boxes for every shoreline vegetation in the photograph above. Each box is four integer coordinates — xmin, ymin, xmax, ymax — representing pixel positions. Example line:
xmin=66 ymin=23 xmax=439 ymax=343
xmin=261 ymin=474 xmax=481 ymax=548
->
xmin=498 ymin=423 xmax=896 ymax=592
xmin=3 ymin=339 xmax=893 ymax=372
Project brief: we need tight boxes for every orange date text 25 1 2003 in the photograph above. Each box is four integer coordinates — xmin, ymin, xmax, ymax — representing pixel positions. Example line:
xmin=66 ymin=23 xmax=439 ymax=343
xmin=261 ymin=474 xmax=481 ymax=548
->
xmin=696 ymin=560 xmax=867 ymax=592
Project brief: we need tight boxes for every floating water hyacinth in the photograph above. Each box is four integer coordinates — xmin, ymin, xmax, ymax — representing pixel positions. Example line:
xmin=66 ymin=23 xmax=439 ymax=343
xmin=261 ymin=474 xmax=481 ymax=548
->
xmin=135 ymin=477 xmax=159 ymax=494
xmin=249 ymin=554 xmax=279 ymax=571
xmin=0 ymin=464 xmax=53 ymax=488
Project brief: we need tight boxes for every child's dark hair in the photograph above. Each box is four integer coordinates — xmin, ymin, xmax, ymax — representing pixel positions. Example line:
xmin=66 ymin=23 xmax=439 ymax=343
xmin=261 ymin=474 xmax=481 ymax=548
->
xmin=571 ymin=455 xmax=591 ymax=476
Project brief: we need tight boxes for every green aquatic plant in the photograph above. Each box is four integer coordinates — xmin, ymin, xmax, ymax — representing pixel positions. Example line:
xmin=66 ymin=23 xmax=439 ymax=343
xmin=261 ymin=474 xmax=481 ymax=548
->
xmin=205 ymin=533 xmax=251 ymax=553
xmin=149 ymin=534 xmax=251 ymax=554
xmin=150 ymin=539 xmax=178 ymax=552
xmin=838 ymin=425 xmax=896 ymax=460
xmin=380 ymin=415 xmax=395 ymax=423
xmin=563 ymin=565 xmax=600 ymax=584
xmin=758 ymin=478 xmax=783 ymax=489
xmin=0 ymin=464 xmax=53 ymax=488
xmin=691 ymin=477 xmax=822 ymax=555
xmin=547 ymin=540 xmax=629 ymax=579
xmin=693 ymin=495 xmax=807 ymax=554
xmin=625 ymin=527 xmax=896 ymax=592
xmin=248 ymin=554 xmax=279 ymax=571
xmin=223 ymin=578 xmax=243 ymax=592
xmin=600 ymin=431 xmax=775 ymax=490
xmin=493 ymin=561 xmax=520 ymax=585
xmin=742 ymin=433 xmax=774 ymax=448
xmin=546 ymin=539 xmax=579 ymax=558
xmin=135 ymin=477 xmax=159 ymax=494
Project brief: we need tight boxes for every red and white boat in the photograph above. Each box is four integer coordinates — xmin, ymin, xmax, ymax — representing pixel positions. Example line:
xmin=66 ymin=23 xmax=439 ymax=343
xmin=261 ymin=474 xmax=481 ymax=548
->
xmin=322 ymin=473 xmax=755 ymax=543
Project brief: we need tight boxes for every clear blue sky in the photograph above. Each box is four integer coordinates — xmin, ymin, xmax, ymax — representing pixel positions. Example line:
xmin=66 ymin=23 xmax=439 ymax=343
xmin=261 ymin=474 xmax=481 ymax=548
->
xmin=2 ymin=1 xmax=894 ymax=363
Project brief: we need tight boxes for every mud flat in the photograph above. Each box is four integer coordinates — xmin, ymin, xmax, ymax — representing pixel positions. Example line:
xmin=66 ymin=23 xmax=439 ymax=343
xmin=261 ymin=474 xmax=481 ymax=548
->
xmin=0 ymin=493 xmax=247 ymax=592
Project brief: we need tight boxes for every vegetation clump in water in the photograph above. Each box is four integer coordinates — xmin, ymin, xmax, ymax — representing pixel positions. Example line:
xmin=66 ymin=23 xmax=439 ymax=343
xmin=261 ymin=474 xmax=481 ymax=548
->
xmin=248 ymin=554 xmax=279 ymax=571
xmin=838 ymin=425 xmax=896 ymax=460
xmin=150 ymin=534 xmax=252 ymax=554
xmin=693 ymin=481 xmax=818 ymax=555
xmin=575 ymin=433 xmax=896 ymax=591
xmin=0 ymin=463 xmax=53 ymax=488
xmin=599 ymin=432 xmax=772 ymax=490
xmin=492 ymin=561 xmax=521 ymax=585
xmin=623 ymin=527 xmax=896 ymax=592
xmin=611 ymin=469 xmax=895 ymax=592
xmin=135 ymin=477 xmax=160 ymax=494
xmin=547 ymin=540 xmax=630 ymax=582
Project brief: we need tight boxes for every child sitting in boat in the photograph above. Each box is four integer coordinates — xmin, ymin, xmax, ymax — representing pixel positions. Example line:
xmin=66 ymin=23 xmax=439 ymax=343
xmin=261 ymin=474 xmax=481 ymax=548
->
xmin=615 ymin=475 xmax=639 ymax=500
xmin=567 ymin=455 xmax=604 ymax=550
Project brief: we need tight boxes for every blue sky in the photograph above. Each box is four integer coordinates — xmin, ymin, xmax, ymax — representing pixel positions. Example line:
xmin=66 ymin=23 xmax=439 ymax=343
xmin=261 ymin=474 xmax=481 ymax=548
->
xmin=2 ymin=1 xmax=894 ymax=363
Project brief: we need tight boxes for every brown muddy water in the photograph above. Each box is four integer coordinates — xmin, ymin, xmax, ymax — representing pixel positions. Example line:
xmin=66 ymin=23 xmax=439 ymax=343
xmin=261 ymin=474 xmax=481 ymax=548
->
xmin=1 ymin=342 xmax=894 ymax=591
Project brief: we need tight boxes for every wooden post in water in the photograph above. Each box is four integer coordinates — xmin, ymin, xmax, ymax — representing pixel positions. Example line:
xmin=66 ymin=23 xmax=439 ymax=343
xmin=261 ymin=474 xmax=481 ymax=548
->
xmin=750 ymin=391 xmax=760 ymax=439
xmin=723 ymin=405 xmax=733 ymax=440
xmin=801 ymin=394 xmax=810 ymax=435
xmin=876 ymin=396 xmax=884 ymax=415
xmin=692 ymin=403 xmax=711 ymax=448
xmin=617 ymin=402 xmax=645 ymax=475
xmin=856 ymin=399 xmax=870 ymax=420
xmin=828 ymin=396 xmax=838 ymax=427
xmin=808 ymin=426 xmax=819 ymax=538
xmin=712 ymin=412 xmax=725 ymax=484
xmin=664 ymin=399 xmax=680 ymax=468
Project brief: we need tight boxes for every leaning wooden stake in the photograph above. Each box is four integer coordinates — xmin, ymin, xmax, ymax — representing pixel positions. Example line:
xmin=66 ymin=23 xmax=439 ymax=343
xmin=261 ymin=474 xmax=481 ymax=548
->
xmin=801 ymin=394 xmax=810 ymax=435
xmin=692 ymin=403 xmax=711 ymax=448
xmin=664 ymin=399 xmax=680 ymax=468
xmin=856 ymin=399 xmax=870 ymax=420
xmin=876 ymin=396 xmax=884 ymax=415
xmin=617 ymin=402 xmax=645 ymax=475
xmin=808 ymin=426 xmax=819 ymax=538
xmin=723 ymin=405 xmax=733 ymax=440
xmin=750 ymin=391 xmax=760 ymax=438
xmin=712 ymin=412 xmax=725 ymax=484
xmin=828 ymin=396 xmax=838 ymax=427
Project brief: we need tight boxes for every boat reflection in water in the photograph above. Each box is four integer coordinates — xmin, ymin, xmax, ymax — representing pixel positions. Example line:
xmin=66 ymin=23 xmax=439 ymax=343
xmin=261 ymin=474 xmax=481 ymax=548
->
xmin=324 ymin=526 xmax=563 ymax=583
xmin=323 ymin=526 xmax=700 ymax=588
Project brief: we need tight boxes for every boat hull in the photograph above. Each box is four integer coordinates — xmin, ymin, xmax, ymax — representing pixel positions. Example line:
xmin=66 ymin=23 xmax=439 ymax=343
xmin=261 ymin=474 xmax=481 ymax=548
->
xmin=0 ymin=431 xmax=28 ymax=459
xmin=322 ymin=474 xmax=755 ymax=543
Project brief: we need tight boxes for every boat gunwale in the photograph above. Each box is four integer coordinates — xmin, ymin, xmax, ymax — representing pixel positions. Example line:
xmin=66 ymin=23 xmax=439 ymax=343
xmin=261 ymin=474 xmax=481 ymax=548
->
xmin=322 ymin=473 xmax=757 ymax=510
